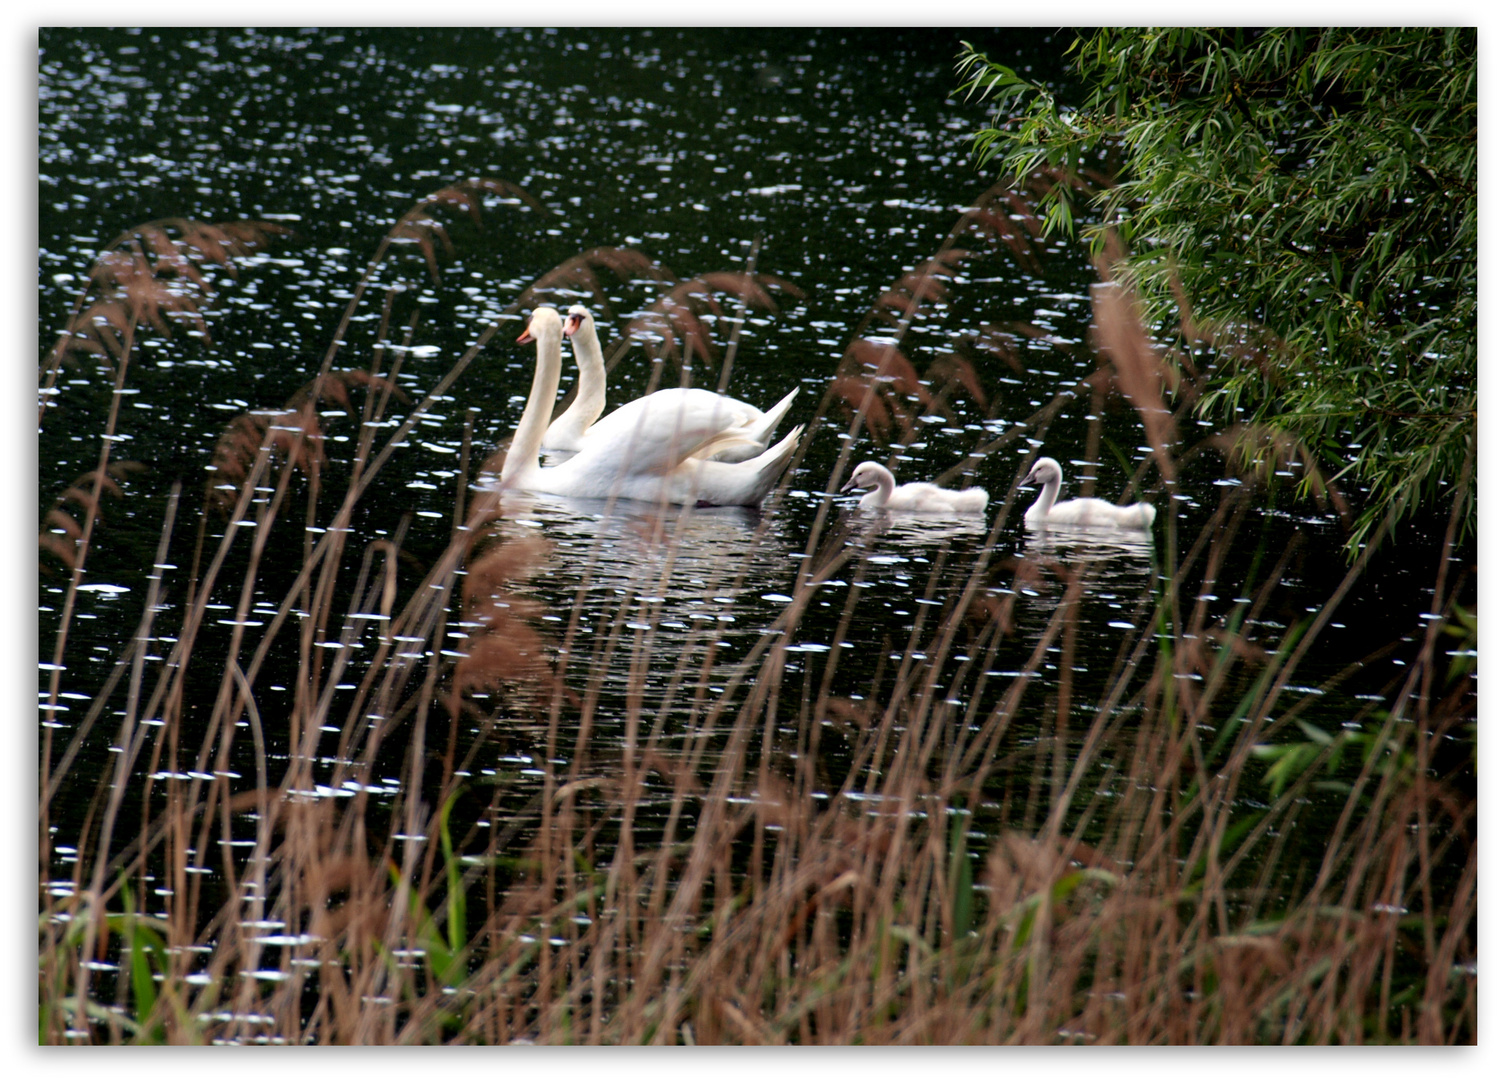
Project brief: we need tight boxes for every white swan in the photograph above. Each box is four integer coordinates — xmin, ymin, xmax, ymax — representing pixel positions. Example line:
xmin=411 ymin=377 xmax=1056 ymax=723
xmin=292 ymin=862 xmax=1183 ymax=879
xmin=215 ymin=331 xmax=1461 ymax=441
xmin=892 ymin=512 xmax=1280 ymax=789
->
xmin=541 ymin=304 xmax=798 ymax=463
xmin=500 ymin=308 xmax=802 ymax=507
xmin=840 ymin=461 xmax=989 ymax=513
xmin=1021 ymin=456 xmax=1156 ymax=530
xmin=539 ymin=303 xmax=609 ymax=451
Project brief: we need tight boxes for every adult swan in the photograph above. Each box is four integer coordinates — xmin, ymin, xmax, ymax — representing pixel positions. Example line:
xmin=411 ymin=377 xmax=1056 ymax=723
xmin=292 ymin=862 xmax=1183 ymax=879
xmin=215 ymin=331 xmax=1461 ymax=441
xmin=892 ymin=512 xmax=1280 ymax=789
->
xmin=500 ymin=308 xmax=803 ymax=507
xmin=542 ymin=304 xmax=798 ymax=463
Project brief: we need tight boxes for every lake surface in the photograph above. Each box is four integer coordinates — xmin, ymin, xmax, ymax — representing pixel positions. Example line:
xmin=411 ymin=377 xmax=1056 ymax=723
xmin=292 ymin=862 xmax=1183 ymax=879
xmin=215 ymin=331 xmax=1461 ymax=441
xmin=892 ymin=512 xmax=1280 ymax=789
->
xmin=38 ymin=28 xmax=1469 ymax=1024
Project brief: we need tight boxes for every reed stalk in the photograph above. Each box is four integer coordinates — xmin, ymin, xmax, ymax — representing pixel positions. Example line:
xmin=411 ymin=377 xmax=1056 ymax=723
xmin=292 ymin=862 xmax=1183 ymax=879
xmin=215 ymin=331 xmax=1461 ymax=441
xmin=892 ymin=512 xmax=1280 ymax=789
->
xmin=38 ymin=183 xmax=1475 ymax=1046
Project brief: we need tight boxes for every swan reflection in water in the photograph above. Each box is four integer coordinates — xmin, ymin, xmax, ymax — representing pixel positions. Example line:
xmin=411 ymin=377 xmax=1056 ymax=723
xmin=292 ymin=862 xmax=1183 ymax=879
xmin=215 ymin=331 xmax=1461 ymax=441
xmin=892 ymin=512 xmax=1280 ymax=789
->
xmin=1001 ymin=520 xmax=1160 ymax=654
xmin=474 ymin=490 xmax=800 ymax=738
xmin=1018 ymin=520 xmax=1157 ymax=564
xmin=845 ymin=506 xmax=995 ymax=549
xmin=483 ymin=489 xmax=793 ymax=607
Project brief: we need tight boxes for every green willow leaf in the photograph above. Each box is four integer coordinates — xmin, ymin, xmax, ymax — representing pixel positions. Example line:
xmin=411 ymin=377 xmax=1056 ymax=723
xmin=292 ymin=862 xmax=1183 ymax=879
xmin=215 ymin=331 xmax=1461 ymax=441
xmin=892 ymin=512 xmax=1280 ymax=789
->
xmin=958 ymin=29 xmax=1475 ymax=556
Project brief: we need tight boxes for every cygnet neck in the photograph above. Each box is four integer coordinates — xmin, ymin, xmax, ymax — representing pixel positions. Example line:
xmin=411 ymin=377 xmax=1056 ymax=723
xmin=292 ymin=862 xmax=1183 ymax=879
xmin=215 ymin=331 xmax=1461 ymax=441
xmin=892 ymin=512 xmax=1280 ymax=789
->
xmin=862 ymin=463 xmax=896 ymax=509
xmin=1031 ymin=471 xmax=1061 ymax=517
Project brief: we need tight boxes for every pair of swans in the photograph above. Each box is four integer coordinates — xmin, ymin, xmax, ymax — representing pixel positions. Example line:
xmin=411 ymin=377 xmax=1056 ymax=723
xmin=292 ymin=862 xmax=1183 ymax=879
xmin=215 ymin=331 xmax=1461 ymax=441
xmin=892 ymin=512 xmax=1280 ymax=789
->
xmin=542 ymin=304 xmax=797 ymax=463
xmin=838 ymin=456 xmax=1155 ymax=532
xmin=499 ymin=307 xmax=801 ymax=506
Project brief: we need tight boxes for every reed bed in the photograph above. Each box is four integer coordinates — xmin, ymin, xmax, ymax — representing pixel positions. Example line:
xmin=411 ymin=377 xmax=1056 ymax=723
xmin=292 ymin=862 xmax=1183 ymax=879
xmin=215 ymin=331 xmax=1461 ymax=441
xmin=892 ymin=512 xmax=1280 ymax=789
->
xmin=38 ymin=181 xmax=1475 ymax=1045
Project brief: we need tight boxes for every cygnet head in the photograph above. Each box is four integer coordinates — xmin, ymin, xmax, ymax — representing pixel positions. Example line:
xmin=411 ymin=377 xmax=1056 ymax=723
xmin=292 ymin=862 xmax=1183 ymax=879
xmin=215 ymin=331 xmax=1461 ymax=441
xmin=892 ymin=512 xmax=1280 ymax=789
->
xmin=1023 ymin=456 xmax=1063 ymax=487
xmin=563 ymin=303 xmax=592 ymax=340
xmin=840 ymin=461 xmax=887 ymax=494
xmin=517 ymin=306 xmax=563 ymax=345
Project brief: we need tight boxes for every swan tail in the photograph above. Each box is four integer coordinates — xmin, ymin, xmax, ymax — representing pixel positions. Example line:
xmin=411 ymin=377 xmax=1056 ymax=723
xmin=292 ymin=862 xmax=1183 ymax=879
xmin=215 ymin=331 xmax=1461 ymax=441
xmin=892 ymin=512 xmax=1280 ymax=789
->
xmin=765 ymin=423 xmax=802 ymax=468
xmin=745 ymin=387 xmax=799 ymax=446
xmin=1134 ymin=503 xmax=1157 ymax=529
xmin=958 ymin=488 xmax=989 ymax=512
xmin=737 ymin=424 xmax=803 ymax=505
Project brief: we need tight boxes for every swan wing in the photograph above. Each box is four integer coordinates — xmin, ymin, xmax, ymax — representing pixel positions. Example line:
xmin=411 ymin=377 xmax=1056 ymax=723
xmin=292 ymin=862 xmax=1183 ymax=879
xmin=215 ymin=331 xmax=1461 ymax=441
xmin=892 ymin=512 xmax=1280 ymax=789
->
xmin=564 ymin=389 xmax=748 ymax=475
xmin=954 ymin=487 xmax=989 ymax=512
xmin=685 ymin=428 xmax=766 ymax=463
xmin=1030 ymin=497 xmax=1154 ymax=530
xmin=675 ymin=424 xmax=803 ymax=506
xmin=581 ymin=386 xmax=798 ymax=463
xmin=587 ymin=388 xmax=751 ymax=439
xmin=886 ymin=483 xmax=988 ymax=514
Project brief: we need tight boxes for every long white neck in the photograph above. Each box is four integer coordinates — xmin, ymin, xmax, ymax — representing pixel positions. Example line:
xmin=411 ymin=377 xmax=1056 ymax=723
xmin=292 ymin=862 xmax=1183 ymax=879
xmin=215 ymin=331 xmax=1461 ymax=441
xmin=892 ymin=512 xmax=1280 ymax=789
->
xmin=860 ymin=464 xmax=896 ymax=509
xmin=501 ymin=321 xmax=563 ymax=484
xmin=560 ymin=317 xmax=607 ymax=432
xmin=1030 ymin=474 xmax=1060 ymax=518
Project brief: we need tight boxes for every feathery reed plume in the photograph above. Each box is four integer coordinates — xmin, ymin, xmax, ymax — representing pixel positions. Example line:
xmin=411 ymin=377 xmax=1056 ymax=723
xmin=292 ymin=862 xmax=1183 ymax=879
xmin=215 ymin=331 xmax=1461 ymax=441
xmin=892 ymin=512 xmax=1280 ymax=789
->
xmin=825 ymin=176 xmax=1080 ymax=457
xmin=516 ymin=246 xmax=674 ymax=318
xmin=967 ymin=323 xmax=1031 ymax=376
xmin=392 ymin=179 xmax=545 ymax=285
xmin=206 ymin=370 xmax=408 ymax=510
xmin=39 ymin=218 xmax=288 ymax=434
xmin=827 ymin=340 xmax=931 ymax=442
xmin=956 ymin=172 xmax=1090 ymax=281
xmin=38 ymin=462 xmax=144 ymax=572
xmin=852 ymin=249 xmax=967 ymax=340
xmin=925 ymin=352 xmax=989 ymax=413
xmin=1091 ymin=236 xmax=1181 ymax=483
xmin=625 ymin=271 xmax=805 ymax=373
xmin=60 ymin=220 xmax=286 ymax=367
xmin=447 ymin=529 xmax=555 ymax=718
xmin=844 ymin=175 xmax=1072 ymax=349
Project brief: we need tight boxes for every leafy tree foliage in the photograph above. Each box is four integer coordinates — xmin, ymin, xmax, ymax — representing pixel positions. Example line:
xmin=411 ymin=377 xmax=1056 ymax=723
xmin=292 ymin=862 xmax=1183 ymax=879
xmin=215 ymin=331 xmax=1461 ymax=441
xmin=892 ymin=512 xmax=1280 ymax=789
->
xmin=959 ymin=28 xmax=1476 ymax=552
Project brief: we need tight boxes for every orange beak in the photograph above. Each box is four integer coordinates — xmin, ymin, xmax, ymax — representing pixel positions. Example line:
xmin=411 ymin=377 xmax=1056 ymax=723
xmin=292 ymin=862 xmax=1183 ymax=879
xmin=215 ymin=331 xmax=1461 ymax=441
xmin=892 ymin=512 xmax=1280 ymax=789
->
xmin=516 ymin=323 xmax=535 ymax=345
xmin=563 ymin=313 xmax=582 ymax=339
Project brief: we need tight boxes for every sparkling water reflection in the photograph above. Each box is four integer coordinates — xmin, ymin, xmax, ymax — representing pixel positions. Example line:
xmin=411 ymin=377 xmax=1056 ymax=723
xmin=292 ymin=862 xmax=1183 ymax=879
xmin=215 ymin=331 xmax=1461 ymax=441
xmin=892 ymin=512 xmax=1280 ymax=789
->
xmin=38 ymin=30 xmax=1469 ymax=1042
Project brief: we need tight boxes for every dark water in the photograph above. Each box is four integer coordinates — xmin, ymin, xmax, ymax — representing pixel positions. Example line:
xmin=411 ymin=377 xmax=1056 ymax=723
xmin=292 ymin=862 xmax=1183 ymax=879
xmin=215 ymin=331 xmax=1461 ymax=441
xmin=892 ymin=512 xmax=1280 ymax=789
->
xmin=38 ymin=27 xmax=1464 ymax=957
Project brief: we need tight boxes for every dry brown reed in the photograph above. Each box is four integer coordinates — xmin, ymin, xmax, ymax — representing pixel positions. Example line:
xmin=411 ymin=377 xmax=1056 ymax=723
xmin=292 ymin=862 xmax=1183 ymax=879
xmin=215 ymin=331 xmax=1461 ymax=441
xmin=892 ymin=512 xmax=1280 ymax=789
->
xmin=625 ymin=271 xmax=806 ymax=377
xmin=516 ymin=245 xmax=672 ymax=318
xmin=39 ymin=219 xmax=288 ymax=416
xmin=1090 ymin=235 xmax=1181 ymax=484
xmin=38 ymin=462 xmax=145 ymax=573
xmin=393 ymin=180 xmax=545 ymax=285
xmin=38 ymin=177 xmax=1474 ymax=1046
xmin=205 ymin=371 xmax=409 ymax=511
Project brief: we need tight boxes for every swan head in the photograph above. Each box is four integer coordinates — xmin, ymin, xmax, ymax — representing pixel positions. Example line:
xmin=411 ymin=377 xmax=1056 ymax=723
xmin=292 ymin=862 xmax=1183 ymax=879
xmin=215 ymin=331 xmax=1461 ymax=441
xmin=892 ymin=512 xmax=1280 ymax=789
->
xmin=517 ymin=306 xmax=563 ymax=345
xmin=1022 ymin=456 xmax=1063 ymax=487
xmin=840 ymin=461 xmax=887 ymax=493
xmin=563 ymin=303 xmax=593 ymax=340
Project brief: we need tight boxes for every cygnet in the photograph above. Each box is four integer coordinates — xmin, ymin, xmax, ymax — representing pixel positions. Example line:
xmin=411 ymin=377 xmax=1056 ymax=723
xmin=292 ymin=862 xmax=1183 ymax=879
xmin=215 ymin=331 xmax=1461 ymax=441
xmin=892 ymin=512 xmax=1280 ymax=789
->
xmin=1021 ymin=456 xmax=1155 ymax=530
xmin=841 ymin=461 xmax=989 ymax=513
